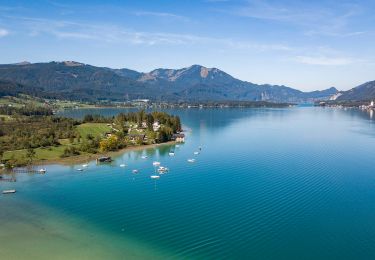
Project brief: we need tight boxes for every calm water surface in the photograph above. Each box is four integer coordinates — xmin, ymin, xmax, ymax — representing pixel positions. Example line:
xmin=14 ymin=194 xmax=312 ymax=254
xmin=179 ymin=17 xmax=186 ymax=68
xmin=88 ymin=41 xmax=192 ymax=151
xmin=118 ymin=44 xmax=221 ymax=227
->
xmin=1 ymin=107 xmax=375 ymax=259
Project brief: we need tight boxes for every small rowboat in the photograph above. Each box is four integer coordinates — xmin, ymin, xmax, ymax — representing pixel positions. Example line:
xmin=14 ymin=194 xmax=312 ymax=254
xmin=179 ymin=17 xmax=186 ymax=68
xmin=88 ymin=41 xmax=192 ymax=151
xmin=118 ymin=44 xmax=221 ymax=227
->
xmin=2 ymin=189 xmax=16 ymax=194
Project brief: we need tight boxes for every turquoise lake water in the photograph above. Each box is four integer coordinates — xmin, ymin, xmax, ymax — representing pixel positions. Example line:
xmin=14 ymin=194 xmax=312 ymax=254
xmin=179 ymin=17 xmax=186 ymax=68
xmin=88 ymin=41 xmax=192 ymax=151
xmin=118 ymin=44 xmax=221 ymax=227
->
xmin=1 ymin=107 xmax=375 ymax=259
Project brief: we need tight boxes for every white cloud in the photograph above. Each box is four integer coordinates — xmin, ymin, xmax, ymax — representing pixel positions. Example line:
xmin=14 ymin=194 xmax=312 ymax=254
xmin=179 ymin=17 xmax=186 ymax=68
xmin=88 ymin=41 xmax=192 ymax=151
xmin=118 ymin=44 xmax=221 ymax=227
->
xmin=295 ymin=55 xmax=355 ymax=66
xmin=133 ymin=11 xmax=188 ymax=21
xmin=8 ymin=15 xmax=292 ymax=52
xmin=229 ymin=0 xmax=365 ymax=38
xmin=0 ymin=28 xmax=9 ymax=37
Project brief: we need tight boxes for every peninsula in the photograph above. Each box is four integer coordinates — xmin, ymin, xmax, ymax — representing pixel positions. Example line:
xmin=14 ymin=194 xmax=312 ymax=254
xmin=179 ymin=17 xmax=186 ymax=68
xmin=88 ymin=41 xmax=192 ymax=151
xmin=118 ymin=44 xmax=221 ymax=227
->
xmin=0 ymin=106 xmax=182 ymax=168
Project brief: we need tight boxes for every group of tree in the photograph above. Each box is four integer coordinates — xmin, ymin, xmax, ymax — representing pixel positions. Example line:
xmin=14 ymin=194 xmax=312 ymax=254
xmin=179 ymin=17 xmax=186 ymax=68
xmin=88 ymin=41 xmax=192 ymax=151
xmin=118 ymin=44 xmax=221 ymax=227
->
xmin=0 ymin=109 xmax=182 ymax=166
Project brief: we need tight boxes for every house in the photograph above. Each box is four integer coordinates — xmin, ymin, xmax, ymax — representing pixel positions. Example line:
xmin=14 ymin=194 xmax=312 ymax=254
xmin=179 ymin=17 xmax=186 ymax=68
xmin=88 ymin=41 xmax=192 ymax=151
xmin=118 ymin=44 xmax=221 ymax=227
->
xmin=96 ymin=156 xmax=112 ymax=163
xmin=128 ymin=134 xmax=146 ymax=143
xmin=153 ymin=121 xmax=160 ymax=131
xmin=172 ymin=133 xmax=185 ymax=143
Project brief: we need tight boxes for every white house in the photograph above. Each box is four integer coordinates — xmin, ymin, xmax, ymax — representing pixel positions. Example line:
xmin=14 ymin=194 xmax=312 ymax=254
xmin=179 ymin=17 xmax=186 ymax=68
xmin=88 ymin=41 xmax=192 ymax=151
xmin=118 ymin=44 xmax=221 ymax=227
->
xmin=153 ymin=121 xmax=160 ymax=131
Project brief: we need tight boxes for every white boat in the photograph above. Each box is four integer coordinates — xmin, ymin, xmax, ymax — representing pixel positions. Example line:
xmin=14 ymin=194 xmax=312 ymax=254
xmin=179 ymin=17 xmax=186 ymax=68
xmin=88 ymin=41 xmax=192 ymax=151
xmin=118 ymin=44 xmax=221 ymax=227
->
xmin=169 ymin=152 xmax=175 ymax=156
xmin=141 ymin=156 xmax=148 ymax=159
xmin=2 ymin=189 xmax=16 ymax=194
xmin=77 ymin=168 xmax=83 ymax=171
xmin=82 ymin=164 xmax=88 ymax=168
xmin=187 ymin=159 xmax=195 ymax=163
xmin=158 ymin=166 xmax=169 ymax=173
xmin=132 ymin=169 xmax=139 ymax=174
xmin=150 ymin=175 xmax=160 ymax=179
xmin=119 ymin=164 xmax=126 ymax=167
xmin=153 ymin=161 xmax=161 ymax=166
xmin=176 ymin=145 xmax=180 ymax=148
xmin=39 ymin=168 xmax=46 ymax=173
xmin=194 ymin=151 xmax=200 ymax=155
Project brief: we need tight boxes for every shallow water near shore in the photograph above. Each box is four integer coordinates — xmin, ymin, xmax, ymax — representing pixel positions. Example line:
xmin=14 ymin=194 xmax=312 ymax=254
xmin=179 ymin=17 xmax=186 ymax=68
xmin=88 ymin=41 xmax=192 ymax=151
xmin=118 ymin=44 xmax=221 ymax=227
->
xmin=2 ymin=107 xmax=375 ymax=259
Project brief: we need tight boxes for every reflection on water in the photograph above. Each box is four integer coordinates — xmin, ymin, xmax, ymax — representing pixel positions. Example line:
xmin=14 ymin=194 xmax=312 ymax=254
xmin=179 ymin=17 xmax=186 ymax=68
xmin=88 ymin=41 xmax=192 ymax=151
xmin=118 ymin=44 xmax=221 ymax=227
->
xmin=2 ymin=107 xmax=375 ymax=259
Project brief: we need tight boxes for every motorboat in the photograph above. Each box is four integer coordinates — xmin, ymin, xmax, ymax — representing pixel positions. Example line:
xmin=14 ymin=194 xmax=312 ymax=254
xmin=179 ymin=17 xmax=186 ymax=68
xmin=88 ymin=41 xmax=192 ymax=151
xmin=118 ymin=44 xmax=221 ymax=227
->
xmin=2 ymin=189 xmax=16 ymax=194
xmin=153 ymin=161 xmax=161 ymax=166
xmin=150 ymin=175 xmax=160 ymax=179
xmin=39 ymin=168 xmax=46 ymax=173
xmin=187 ymin=159 xmax=195 ymax=163
xmin=132 ymin=169 xmax=139 ymax=174
xmin=119 ymin=164 xmax=126 ymax=167
xmin=158 ymin=166 xmax=169 ymax=173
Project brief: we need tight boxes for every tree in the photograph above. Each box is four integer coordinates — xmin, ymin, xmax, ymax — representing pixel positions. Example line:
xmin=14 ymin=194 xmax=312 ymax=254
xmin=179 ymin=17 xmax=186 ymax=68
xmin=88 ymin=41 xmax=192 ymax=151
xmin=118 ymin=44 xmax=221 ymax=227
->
xmin=26 ymin=147 xmax=36 ymax=165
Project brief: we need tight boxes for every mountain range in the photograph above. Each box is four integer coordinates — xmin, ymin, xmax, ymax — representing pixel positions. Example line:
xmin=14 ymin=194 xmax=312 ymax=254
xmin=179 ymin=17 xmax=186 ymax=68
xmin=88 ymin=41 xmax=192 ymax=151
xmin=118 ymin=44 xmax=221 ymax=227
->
xmin=0 ymin=60 xmax=367 ymax=103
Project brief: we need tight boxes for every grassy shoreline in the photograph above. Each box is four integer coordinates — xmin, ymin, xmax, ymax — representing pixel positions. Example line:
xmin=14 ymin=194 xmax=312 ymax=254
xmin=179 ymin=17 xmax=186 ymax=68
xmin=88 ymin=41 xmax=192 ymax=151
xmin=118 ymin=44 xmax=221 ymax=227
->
xmin=30 ymin=141 xmax=176 ymax=166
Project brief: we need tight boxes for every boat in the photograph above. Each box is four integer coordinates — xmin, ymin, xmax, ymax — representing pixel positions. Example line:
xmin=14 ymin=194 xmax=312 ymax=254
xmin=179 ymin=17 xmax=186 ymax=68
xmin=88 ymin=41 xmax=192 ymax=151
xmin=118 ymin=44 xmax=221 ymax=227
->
xmin=119 ymin=164 xmax=126 ymax=167
xmin=39 ymin=168 xmax=46 ymax=173
xmin=82 ymin=164 xmax=88 ymax=168
xmin=158 ymin=166 xmax=169 ymax=173
xmin=77 ymin=168 xmax=84 ymax=171
xmin=194 ymin=151 xmax=200 ymax=155
xmin=150 ymin=175 xmax=160 ymax=179
xmin=176 ymin=145 xmax=180 ymax=148
xmin=141 ymin=156 xmax=148 ymax=159
xmin=96 ymin=156 xmax=112 ymax=163
xmin=132 ymin=169 xmax=139 ymax=174
xmin=2 ymin=189 xmax=16 ymax=194
xmin=169 ymin=151 xmax=175 ymax=156
xmin=187 ymin=159 xmax=195 ymax=163
xmin=152 ymin=161 xmax=161 ymax=166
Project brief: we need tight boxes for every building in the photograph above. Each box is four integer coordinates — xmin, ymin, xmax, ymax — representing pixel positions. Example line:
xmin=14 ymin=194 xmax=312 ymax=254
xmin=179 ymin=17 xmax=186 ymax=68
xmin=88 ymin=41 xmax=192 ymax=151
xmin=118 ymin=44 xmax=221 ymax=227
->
xmin=128 ymin=134 xmax=146 ymax=143
xmin=172 ymin=133 xmax=185 ymax=143
xmin=153 ymin=121 xmax=161 ymax=131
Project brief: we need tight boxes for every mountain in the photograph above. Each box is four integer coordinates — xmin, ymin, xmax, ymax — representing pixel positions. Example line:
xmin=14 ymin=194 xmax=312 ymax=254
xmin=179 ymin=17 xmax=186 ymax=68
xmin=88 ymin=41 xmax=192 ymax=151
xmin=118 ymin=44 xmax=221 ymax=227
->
xmin=336 ymin=80 xmax=375 ymax=101
xmin=0 ymin=61 xmax=338 ymax=102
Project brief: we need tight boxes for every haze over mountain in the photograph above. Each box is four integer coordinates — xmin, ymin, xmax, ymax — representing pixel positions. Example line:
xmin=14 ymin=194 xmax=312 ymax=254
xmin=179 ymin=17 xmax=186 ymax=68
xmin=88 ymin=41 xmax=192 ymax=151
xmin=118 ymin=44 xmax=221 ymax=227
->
xmin=335 ymin=81 xmax=375 ymax=101
xmin=0 ymin=61 xmax=339 ymax=103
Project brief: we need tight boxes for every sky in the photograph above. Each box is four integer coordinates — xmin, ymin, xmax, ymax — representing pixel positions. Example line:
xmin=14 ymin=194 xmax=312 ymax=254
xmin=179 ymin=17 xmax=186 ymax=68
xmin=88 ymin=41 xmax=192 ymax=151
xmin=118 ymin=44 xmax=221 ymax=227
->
xmin=0 ymin=0 xmax=374 ymax=91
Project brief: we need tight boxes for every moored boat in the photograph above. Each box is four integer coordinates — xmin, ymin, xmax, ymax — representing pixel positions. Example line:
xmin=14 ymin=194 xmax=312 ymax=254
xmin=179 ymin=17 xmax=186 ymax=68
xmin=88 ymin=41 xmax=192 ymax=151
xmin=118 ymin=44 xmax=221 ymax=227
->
xmin=2 ymin=189 xmax=16 ymax=194
xmin=153 ymin=161 xmax=161 ymax=166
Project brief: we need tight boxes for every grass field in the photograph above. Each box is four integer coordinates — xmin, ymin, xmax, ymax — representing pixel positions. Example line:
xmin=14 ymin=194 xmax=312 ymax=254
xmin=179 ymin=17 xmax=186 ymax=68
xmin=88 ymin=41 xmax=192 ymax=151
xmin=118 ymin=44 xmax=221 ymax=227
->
xmin=77 ymin=123 xmax=112 ymax=138
xmin=4 ymin=145 xmax=69 ymax=162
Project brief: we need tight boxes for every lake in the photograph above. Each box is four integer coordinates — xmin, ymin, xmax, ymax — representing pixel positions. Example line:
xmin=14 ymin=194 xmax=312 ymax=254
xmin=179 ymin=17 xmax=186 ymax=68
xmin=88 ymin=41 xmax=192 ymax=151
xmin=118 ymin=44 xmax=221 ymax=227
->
xmin=1 ymin=107 xmax=375 ymax=259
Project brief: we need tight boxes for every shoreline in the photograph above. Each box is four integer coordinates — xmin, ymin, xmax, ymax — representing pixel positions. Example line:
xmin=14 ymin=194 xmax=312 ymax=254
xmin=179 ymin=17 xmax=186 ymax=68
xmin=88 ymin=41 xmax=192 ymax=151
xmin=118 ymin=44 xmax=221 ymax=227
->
xmin=30 ymin=141 xmax=176 ymax=166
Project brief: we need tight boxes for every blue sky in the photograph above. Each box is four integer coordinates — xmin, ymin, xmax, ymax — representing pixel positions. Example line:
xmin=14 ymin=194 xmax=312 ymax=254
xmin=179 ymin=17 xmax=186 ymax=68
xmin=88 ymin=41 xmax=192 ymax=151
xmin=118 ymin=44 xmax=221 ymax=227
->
xmin=0 ymin=0 xmax=374 ymax=91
